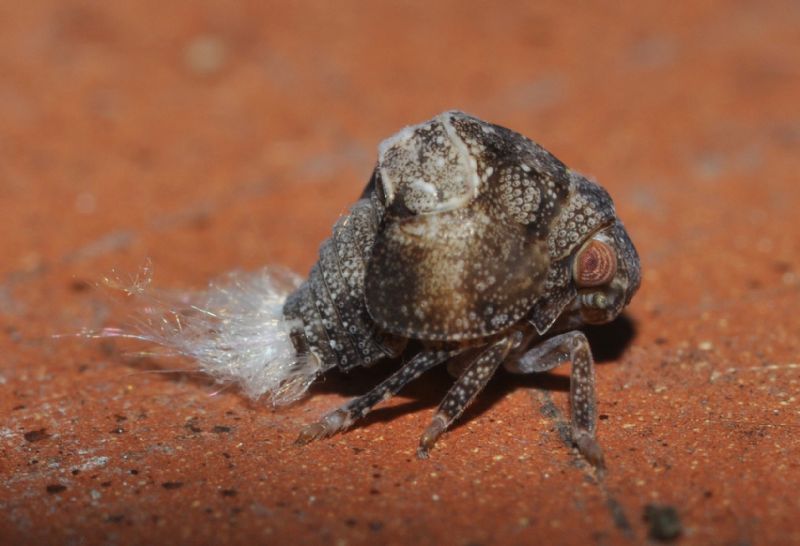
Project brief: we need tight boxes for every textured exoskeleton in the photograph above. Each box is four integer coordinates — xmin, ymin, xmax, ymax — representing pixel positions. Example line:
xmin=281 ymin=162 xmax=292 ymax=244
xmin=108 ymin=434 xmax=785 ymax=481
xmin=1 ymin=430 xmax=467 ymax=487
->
xmin=285 ymin=111 xmax=640 ymax=465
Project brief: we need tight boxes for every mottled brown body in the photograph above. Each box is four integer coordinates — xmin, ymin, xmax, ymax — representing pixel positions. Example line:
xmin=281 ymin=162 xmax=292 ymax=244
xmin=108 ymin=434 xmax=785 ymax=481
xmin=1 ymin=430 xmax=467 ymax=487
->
xmin=283 ymin=195 xmax=403 ymax=372
xmin=285 ymin=111 xmax=640 ymax=463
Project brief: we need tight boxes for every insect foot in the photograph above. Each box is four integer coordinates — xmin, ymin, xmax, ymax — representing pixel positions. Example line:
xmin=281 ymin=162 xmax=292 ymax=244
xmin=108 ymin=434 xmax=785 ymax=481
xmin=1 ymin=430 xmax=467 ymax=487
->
xmin=574 ymin=431 xmax=606 ymax=470
xmin=417 ymin=415 xmax=447 ymax=459
xmin=295 ymin=409 xmax=351 ymax=445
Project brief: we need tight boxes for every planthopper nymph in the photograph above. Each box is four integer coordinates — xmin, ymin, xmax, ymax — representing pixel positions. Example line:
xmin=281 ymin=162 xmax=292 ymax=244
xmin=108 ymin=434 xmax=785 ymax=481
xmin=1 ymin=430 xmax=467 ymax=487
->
xmin=115 ymin=111 xmax=640 ymax=467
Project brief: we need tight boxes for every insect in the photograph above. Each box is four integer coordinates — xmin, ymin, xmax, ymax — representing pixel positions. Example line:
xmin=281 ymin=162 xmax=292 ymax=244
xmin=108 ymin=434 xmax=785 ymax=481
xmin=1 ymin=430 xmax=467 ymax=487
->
xmin=115 ymin=111 xmax=640 ymax=466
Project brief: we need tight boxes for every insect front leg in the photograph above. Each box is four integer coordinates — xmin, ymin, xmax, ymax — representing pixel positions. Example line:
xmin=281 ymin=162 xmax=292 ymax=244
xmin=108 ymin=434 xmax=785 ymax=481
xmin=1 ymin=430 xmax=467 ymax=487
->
xmin=504 ymin=330 xmax=604 ymax=468
xmin=417 ymin=332 xmax=522 ymax=459
xmin=295 ymin=348 xmax=463 ymax=445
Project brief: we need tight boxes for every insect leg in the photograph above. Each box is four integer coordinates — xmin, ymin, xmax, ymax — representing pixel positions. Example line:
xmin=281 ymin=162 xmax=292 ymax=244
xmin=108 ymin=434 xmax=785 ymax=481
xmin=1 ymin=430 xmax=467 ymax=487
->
xmin=296 ymin=348 xmax=462 ymax=445
xmin=417 ymin=333 xmax=520 ymax=459
xmin=504 ymin=330 xmax=604 ymax=468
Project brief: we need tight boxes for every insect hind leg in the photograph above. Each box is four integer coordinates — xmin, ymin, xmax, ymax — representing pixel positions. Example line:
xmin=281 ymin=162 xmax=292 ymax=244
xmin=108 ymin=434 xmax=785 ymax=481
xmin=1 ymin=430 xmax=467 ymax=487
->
xmin=295 ymin=348 xmax=462 ymax=445
xmin=504 ymin=330 xmax=604 ymax=468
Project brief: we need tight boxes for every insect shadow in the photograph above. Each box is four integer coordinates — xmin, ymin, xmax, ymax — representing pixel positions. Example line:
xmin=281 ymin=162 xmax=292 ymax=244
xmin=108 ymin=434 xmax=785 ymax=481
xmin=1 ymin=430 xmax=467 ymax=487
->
xmin=306 ymin=314 xmax=638 ymax=432
xmin=99 ymin=339 xmax=223 ymax=394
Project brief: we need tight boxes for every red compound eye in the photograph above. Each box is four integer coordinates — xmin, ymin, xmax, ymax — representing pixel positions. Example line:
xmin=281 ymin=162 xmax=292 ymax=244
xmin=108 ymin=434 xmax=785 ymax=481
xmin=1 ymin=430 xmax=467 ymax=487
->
xmin=575 ymin=240 xmax=617 ymax=287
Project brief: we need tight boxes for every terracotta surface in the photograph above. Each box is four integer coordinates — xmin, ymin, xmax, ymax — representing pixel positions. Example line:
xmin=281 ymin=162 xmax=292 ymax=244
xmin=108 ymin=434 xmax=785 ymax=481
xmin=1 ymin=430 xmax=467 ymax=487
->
xmin=2 ymin=2 xmax=799 ymax=545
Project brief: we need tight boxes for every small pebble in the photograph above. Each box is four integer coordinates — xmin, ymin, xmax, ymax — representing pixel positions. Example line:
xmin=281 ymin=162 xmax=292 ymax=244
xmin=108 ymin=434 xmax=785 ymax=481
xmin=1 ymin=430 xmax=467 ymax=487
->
xmin=643 ymin=504 xmax=682 ymax=541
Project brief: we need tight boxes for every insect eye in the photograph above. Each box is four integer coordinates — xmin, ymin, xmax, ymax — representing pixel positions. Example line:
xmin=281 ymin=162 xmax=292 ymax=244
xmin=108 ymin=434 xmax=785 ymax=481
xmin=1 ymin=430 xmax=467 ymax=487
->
xmin=575 ymin=240 xmax=617 ymax=287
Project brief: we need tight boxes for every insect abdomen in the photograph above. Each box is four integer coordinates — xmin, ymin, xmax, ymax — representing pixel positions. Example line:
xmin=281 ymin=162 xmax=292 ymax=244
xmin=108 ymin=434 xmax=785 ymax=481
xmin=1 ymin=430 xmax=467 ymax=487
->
xmin=283 ymin=197 xmax=403 ymax=372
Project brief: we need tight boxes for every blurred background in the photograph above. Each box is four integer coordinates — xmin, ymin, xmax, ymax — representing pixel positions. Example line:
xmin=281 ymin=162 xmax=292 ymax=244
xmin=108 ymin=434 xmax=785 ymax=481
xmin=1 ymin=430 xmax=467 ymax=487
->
xmin=1 ymin=1 xmax=798 ymax=545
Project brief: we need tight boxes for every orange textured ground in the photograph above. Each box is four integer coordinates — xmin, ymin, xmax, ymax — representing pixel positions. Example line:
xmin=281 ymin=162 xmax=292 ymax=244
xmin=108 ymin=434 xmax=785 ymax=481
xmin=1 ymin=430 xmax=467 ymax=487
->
xmin=1 ymin=2 xmax=799 ymax=545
